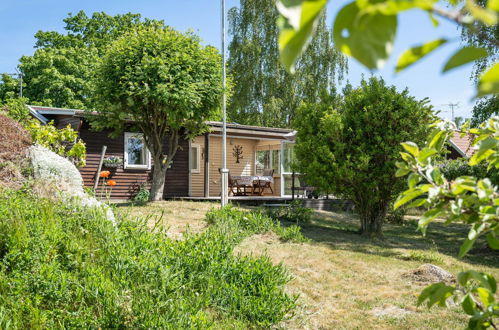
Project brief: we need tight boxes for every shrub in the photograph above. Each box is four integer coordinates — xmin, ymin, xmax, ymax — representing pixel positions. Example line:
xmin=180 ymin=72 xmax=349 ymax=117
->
xmin=293 ymin=77 xmax=434 ymax=237
xmin=26 ymin=120 xmax=86 ymax=167
xmin=133 ymin=183 xmax=150 ymax=203
xmin=0 ymin=189 xmax=296 ymax=327
xmin=0 ymin=112 xmax=31 ymax=163
xmin=265 ymin=201 xmax=313 ymax=225
xmin=437 ymin=158 xmax=499 ymax=186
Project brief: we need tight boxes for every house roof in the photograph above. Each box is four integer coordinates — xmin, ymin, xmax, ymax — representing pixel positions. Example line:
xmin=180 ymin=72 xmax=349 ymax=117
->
xmin=449 ymin=130 xmax=474 ymax=158
xmin=27 ymin=105 xmax=295 ymax=138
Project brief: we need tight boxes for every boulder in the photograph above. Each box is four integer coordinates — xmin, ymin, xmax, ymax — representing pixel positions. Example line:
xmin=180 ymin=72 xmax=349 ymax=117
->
xmin=29 ymin=144 xmax=115 ymax=224
xmin=405 ymin=263 xmax=454 ymax=283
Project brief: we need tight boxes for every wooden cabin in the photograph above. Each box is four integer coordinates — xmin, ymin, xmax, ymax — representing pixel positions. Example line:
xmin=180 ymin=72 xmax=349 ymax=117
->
xmin=27 ymin=105 xmax=297 ymax=200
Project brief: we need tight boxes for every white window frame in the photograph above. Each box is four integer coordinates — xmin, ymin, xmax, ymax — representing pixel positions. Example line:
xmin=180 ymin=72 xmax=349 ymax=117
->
xmin=190 ymin=143 xmax=201 ymax=173
xmin=124 ymin=132 xmax=151 ymax=170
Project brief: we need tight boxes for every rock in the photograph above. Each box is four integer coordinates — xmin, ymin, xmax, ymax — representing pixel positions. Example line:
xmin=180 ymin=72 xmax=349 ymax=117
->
xmin=372 ymin=305 xmax=412 ymax=319
xmin=29 ymin=144 xmax=115 ymax=225
xmin=405 ymin=263 xmax=454 ymax=283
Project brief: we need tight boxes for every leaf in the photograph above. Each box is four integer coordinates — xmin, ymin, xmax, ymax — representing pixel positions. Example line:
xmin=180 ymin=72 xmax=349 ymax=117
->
xmin=277 ymin=0 xmax=328 ymax=72
xmin=417 ymin=148 xmax=438 ymax=163
xmin=396 ymin=39 xmax=447 ymax=72
xmin=486 ymin=233 xmax=499 ymax=249
xmin=408 ymin=173 xmax=421 ymax=188
xmin=442 ymin=47 xmax=488 ymax=73
xmin=459 ymin=237 xmax=477 ymax=258
xmin=466 ymin=0 xmax=498 ymax=26
xmin=476 ymin=287 xmax=495 ymax=307
xmin=477 ymin=62 xmax=499 ymax=97
xmin=394 ymin=189 xmax=424 ymax=209
xmin=459 ymin=271 xmax=497 ymax=296
xmin=488 ymin=0 xmax=499 ymax=11
xmin=418 ymin=283 xmax=455 ymax=307
xmin=462 ymin=294 xmax=476 ymax=315
xmin=419 ymin=208 xmax=442 ymax=234
xmin=333 ymin=2 xmax=397 ymax=70
xmin=469 ymin=136 xmax=498 ymax=165
xmin=401 ymin=141 xmax=419 ymax=157
xmin=428 ymin=129 xmax=448 ymax=151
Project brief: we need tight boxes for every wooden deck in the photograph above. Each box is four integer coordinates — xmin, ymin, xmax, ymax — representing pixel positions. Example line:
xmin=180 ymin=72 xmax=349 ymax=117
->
xmin=175 ymin=196 xmax=352 ymax=211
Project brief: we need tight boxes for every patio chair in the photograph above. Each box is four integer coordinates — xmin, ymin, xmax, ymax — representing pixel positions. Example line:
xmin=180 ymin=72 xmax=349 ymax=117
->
xmin=253 ymin=168 xmax=274 ymax=195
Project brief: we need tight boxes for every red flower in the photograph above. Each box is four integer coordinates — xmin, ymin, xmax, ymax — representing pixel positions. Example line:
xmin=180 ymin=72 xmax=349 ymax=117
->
xmin=107 ymin=180 xmax=117 ymax=186
xmin=100 ymin=171 xmax=111 ymax=178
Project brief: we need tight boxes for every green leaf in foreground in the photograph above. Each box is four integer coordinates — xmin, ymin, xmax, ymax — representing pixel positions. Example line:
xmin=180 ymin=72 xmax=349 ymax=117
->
xmin=277 ymin=0 xmax=328 ymax=72
xmin=477 ymin=62 xmax=499 ymax=97
xmin=396 ymin=38 xmax=447 ymax=72
xmin=333 ymin=1 xmax=397 ymax=70
xmin=442 ymin=46 xmax=488 ymax=73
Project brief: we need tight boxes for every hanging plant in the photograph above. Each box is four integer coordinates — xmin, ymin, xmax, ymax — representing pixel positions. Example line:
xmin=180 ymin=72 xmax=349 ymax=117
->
xmin=103 ymin=155 xmax=122 ymax=168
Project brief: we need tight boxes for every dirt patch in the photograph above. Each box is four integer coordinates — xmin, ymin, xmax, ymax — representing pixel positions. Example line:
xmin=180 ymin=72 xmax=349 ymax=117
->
xmin=371 ymin=305 xmax=413 ymax=319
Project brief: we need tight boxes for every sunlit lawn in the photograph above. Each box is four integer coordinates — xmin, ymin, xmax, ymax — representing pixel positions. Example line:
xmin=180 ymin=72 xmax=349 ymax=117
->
xmin=117 ymin=201 xmax=499 ymax=329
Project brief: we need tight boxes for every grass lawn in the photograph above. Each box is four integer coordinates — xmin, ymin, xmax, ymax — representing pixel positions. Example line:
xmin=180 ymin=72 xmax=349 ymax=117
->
xmin=118 ymin=201 xmax=499 ymax=329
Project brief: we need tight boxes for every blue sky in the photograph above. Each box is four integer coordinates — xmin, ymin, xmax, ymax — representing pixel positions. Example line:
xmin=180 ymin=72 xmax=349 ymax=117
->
xmin=0 ymin=0 xmax=476 ymax=119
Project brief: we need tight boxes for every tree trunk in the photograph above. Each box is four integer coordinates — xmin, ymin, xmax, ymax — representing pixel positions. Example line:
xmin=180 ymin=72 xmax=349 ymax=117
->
xmin=150 ymin=156 xmax=167 ymax=201
xmin=358 ymin=203 xmax=388 ymax=238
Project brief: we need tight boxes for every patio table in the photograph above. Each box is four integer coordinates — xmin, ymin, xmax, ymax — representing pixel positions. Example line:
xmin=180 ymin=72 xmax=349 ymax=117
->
xmin=232 ymin=175 xmax=274 ymax=186
xmin=231 ymin=175 xmax=274 ymax=195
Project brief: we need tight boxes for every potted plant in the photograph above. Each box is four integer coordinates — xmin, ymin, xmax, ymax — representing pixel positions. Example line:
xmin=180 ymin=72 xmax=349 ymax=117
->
xmin=103 ymin=155 xmax=122 ymax=168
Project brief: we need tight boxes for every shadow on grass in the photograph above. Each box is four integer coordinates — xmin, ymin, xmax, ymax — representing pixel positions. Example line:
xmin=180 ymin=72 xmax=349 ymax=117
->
xmin=293 ymin=210 xmax=498 ymax=268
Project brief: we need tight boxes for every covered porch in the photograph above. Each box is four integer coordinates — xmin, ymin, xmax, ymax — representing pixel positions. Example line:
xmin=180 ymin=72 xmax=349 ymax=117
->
xmin=188 ymin=122 xmax=301 ymax=198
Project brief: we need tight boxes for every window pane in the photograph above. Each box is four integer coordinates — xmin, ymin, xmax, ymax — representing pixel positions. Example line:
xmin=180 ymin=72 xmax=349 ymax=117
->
xmin=272 ymin=149 xmax=280 ymax=175
xmin=128 ymin=136 xmax=146 ymax=165
xmin=255 ymin=150 xmax=270 ymax=175
xmin=190 ymin=147 xmax=198 ymax=171
xmin=282 ymin=143 xmax=295 ymax=173
xmin=283 ymin=173 xmax=301 ymax=196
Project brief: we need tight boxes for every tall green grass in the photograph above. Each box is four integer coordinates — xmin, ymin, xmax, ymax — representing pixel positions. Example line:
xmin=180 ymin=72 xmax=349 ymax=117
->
xmin=0 ymin=189 xmax=297 ymax=328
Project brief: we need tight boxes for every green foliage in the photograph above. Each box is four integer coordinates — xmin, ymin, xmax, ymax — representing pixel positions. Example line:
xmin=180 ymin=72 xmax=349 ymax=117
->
xmin=18 ymin=11 xmax=165 ymax=108
xmin=133 ymin=184 xmax=150 ymax=203
xmin=293 ymin=77 xmax=434 ymax=236
xmin=265 ymin=201 xmax=313 ymax=225
xmin=0 ymin=74 xmax=21 ymax=103
xmin=395 ymin=119 xmax=499 ymax=328
xmin=276 ymin=0 xmax=499 ymax=97
xmin=228 ymin=0 xmax=346 ymax=127
xmin=0 ymin=188 xmax=296 ymax=327
xmin=471 ymin=95 xmax=499 ymax=126
xmin=92 ymin=26 xmax=222 ymax=200
xmin=437 ymin=158 xmax=499 ymax=185
xmin=205 ymin=205 xmax=308 ymax=243
xmin=2 ymin=98 xmax=30 ymax=124
xmin=26 ymin=120 xmax=86 ymax=167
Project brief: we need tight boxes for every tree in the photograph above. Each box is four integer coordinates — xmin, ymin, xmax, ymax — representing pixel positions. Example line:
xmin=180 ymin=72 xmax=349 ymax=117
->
xmin=17 ymin=11 xmax=164 ymax=109
xmin=394 ymin=120 xmax=499 ymax=329
xmin=293 ymin=77 xmax=434 ymax=237
xmin=0 ymin=74 xmax=21 ymax=103
xmin=92 ymin=27 xmax=223 ymax=201
xmin=471 ymin=95 xmax=499 ymax=126
xmin=227 ymin=0 xmax=346 ymax=127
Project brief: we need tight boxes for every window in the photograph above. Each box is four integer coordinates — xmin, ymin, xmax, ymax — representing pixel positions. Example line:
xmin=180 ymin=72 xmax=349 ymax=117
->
xmin=255 ymin=149 xmax=280 ymax=175
xmin=124 ymin=132 xmax=151 ymax=170
xmin=190 ymin=144 xmax=200 ymax=173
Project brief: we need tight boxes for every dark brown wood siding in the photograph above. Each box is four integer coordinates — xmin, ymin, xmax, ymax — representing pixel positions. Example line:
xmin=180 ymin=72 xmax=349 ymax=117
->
xmin=78 ymin=122 xmax=188 ymax=200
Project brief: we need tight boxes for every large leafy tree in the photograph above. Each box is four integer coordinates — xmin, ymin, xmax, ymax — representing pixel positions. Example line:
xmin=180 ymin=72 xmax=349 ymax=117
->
xmin=294 ymin=77 xmax=434 ymax=237
xmin=227 ymin=0 xmax=346 ymax=127
xmin=92 ymin=27 xmax=223 ymax=201
xmin=12 ymin=11 xmax=164 ymax=108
